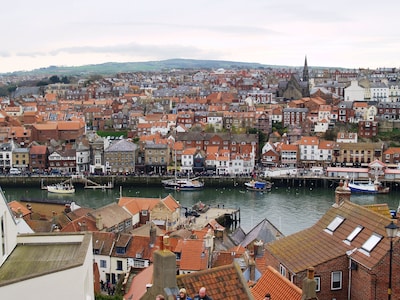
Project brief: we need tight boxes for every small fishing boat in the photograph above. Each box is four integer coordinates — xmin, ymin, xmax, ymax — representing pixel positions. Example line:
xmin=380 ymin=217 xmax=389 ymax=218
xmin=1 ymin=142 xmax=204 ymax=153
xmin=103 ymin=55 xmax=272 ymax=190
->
xmin=47 ymin=183 xmax=75 ymax=194
xmin=348 ymin=178 xmax=389 ymax=194
xmin=244 ymin=180 xmax=272 ymax=192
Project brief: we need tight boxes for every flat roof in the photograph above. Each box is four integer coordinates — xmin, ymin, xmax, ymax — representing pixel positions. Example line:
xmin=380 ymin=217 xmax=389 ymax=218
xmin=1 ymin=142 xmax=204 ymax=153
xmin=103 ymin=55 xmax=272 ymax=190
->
xmin=0 ymin=233 xmax=91 ymax=286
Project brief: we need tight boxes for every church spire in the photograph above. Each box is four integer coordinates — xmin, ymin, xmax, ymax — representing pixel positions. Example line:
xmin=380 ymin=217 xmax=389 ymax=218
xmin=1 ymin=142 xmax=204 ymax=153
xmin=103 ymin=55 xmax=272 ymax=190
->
xmin=302 ymin=55 xmax=309 ymax=82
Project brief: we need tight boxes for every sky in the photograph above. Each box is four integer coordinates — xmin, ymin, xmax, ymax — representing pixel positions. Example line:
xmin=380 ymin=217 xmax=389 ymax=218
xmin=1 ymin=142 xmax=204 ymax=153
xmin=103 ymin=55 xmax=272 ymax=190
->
xmin=1 ymin=0 xmax=399 ymax=73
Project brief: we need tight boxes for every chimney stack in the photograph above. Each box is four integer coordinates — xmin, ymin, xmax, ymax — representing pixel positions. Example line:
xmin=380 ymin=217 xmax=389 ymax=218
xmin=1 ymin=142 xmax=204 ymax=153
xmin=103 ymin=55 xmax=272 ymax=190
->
xmin=334 ymin=180 xmax=351 ymax=207
xmin=142 ymin=249 xmax=178 ymax=300
xmin=96 ymin=214 xmax=103 ymax=230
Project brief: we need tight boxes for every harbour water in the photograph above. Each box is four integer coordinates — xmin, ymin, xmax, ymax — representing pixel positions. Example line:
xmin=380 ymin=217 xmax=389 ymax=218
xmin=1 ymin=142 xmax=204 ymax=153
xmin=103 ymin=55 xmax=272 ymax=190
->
xmin=3 ymin=184 xmax=400 ymax=236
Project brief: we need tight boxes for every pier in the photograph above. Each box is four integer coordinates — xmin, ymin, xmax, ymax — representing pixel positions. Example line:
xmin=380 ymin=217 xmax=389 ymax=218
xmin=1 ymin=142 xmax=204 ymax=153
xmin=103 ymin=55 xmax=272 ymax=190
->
xmin=184 ymin=206 xmax=241 ymax=231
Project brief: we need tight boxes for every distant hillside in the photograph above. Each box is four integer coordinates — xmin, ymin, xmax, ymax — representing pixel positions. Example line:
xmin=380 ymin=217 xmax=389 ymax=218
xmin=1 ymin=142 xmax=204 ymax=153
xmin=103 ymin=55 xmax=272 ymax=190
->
xmin=2 ymin=59 xmax=291 ymax=77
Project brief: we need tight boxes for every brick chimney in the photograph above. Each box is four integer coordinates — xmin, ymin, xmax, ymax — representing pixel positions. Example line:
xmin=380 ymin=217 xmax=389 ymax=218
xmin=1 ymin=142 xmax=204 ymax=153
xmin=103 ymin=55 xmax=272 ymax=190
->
xmin=334 ymin=180 xmax=351 ymax=207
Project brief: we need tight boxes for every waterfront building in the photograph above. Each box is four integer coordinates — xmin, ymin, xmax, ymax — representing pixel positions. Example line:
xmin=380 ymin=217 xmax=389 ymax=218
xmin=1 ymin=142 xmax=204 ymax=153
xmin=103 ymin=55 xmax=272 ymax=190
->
xmin=332 ymin=142 xmax=385 ymax=167
xmin=144 ymin=141 xmax=169 ymax=174
xmin=12 ymin=147 xmax=29 ymax=172
xmin=76 ymin=141 xmax=91 ymax=174
xmin=29 ymin=144 xmax=49 ymax=173
xmin=104 ymin=139 xmax=137 ymax=174
xmin=48 ymin=148 xmax=76 ymax=174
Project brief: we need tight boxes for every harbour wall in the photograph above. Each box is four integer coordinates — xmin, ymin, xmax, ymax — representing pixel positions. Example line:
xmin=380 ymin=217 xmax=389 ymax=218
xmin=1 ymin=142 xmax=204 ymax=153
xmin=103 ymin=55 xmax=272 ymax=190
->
xmin=0 ymin=175 xmax=399 ymax=191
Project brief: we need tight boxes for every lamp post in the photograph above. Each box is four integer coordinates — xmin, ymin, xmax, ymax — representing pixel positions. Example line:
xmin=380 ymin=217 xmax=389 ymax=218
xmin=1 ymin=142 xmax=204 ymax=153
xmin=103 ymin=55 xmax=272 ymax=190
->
xmin=385 ymin=221 xmax=399 ymax=300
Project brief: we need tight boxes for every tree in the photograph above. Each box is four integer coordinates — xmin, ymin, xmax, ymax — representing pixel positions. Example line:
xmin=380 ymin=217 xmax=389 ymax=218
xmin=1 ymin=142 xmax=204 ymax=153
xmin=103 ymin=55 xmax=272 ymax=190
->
xmin=49 ymin=75 xmax=61 ymax=84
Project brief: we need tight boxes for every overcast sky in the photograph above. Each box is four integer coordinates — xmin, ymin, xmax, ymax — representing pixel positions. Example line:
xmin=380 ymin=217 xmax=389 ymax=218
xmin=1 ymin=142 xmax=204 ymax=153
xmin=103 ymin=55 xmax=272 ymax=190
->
xmin=1 ymin=0 xmax=399 ymax=73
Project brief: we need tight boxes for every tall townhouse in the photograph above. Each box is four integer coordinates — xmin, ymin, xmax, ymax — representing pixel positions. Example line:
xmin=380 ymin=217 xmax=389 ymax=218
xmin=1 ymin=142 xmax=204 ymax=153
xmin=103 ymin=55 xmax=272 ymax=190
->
xmin=298 ymin=136 xmax=321 ymax=167
xmin=0 ymin=140 xmax=18 ymax=173
xmin=12 ymin=147 xmax=29 ymax=172
xmin=104 ymin=139 xmax=137 ymax=174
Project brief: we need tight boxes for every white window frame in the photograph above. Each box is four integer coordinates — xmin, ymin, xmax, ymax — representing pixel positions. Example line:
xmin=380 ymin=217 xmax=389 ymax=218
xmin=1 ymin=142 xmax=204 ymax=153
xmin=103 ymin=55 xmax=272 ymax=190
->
xmin=344 ymin=226 xmax=363 ymax=244
xmin=331 ymin=271 xmax=342 ymax=290
xmin=325 ymin=215 xmax=345 ymax=234
xmin=315 ymin=276 xmax=321 ymax=292
xmin=280 ymin=264 xmax=287 ymax=277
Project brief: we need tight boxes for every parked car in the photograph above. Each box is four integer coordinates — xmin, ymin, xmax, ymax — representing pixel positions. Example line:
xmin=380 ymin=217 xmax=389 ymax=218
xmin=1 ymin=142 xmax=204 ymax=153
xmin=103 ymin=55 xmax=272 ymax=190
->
xmin=9 ymin=168 xmax=21 ymax=175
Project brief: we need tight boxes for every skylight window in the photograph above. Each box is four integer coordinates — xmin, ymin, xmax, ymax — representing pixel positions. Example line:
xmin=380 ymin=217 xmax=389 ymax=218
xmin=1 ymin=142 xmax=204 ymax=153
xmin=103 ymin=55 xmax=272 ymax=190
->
xmin=361 ymin=233 xmax=382 ymax=255
xmin=345 ymin=226 xmax=363 ymax=244
xmin=325 ymin=216 xmax=345 ymax=234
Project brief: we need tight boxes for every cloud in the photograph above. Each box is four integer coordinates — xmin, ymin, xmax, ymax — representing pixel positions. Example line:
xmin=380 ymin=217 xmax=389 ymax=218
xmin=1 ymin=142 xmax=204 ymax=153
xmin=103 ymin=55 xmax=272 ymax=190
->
xmin=19 ymin=42 xmax=221 ymax=60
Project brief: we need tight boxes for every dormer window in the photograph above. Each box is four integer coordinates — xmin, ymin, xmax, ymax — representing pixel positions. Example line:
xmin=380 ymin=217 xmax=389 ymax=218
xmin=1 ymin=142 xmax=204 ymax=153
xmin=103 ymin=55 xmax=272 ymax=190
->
xmin=360 ymin=233 xmax=382 ymax=256
xmin=325 ymin=216 xmax=345 ymax=234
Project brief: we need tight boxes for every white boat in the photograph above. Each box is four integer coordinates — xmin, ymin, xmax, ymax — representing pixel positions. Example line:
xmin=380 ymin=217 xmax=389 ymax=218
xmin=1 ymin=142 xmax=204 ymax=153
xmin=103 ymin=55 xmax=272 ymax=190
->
xmin=162 ymin=177 xmax=204 ymax=191
xmin=245 ymin=180 xmax=272 ymax=192
xmin=47 ymin=183 xmax=75 ymax=194
xmin=348 ymin=178 xmax=389 ymax=194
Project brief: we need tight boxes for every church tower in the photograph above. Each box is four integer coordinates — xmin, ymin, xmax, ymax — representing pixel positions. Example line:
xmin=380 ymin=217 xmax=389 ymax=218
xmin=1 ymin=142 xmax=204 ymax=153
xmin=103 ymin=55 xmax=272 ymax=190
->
xmin=302 ymin=55 xmax=309 ymax=82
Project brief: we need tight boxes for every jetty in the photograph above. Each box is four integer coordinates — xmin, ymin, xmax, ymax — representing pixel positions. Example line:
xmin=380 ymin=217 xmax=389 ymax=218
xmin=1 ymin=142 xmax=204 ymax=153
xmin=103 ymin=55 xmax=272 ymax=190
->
xmin=183 ymin=205 xmax=240 ymax=231
xmin=41 ymin=175 xmax=114 ymax=190
xmin=71 ymin=174 xmax=114 ymax=190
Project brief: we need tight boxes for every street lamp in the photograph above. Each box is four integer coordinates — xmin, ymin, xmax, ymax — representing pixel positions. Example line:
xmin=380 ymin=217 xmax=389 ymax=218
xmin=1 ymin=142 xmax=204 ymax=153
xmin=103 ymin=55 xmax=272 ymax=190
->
xmin=385 ymin=221 xmax=399 ymax=300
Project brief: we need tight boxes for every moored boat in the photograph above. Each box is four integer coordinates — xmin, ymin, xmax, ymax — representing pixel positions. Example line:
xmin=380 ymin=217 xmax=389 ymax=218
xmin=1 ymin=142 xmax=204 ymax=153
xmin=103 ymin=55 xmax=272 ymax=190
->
xmin=47 ymin=183 xmax=75 ymax=194
xmin=348 ymin=178 xmax=389 ymax=194
xmin=162 ymin=177 xmax=204 ymax=191
xmin=245 ymin=180 xmax=272 ymax=192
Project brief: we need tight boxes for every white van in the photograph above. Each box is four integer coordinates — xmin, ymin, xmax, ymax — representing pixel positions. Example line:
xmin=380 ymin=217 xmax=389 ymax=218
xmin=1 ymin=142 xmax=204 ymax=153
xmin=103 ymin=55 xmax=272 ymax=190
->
xmin=9 ymin=168 xmax=21 ymax=175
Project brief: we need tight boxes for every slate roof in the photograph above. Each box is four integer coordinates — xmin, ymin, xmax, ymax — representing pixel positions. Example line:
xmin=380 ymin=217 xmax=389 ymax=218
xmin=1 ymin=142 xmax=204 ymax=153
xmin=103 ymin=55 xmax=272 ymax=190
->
xmin=266 ymin=200 xmax=397 ymax=273
xmin=105 ymin=139 xmax=137 ymax=152
xmin=238 ymin=219 xmax=283 ymax=248
xmin=177 ymin=262 xmax=254 ymax=300
xmin=89 ymin=202 xmax=132 ymax=229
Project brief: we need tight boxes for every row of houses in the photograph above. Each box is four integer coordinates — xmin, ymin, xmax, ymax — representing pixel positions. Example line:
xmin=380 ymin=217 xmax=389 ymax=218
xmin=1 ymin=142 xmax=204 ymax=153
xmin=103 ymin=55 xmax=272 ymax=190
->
xmin=5 ymin=127 xmax=400 ymax=176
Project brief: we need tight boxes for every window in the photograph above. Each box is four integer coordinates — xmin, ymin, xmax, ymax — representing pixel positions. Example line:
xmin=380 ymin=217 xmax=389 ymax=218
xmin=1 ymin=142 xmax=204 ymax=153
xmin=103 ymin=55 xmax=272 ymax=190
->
xmin=325 ymin=216 xmax=345 ymax=234
xmin=331 ymin=271 xmax=342 ymax=290
xmin=280 ymin=264 xmax=287 ymax=277
xmin=315 ymin=276 xmax=321 ymax=292
xmin=361 ymin=233 xmax=382 ymax=254
xmin=345 ymin=226 xmax=363 ymax=244
xmin=116 ymin=260 xmax=123 ymax=270
xmin=100 ymin=260 xmax=107 ymax=268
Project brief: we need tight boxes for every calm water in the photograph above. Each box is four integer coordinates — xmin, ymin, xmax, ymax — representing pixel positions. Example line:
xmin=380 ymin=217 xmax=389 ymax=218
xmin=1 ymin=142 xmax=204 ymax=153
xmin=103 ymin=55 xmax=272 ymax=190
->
xmin=3 ymin=184 xmax=400 ymax=236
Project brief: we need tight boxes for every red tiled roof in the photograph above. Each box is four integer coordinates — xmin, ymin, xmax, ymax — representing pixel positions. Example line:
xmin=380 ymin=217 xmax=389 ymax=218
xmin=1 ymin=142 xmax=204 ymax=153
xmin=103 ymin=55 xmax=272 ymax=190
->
xmin=251 ymin=266 xmax=302 ymax=300
xmin=177 ymin=263 xmax=254 ymax=300
xmin=178 ymin=239 xmax=208 ymax=271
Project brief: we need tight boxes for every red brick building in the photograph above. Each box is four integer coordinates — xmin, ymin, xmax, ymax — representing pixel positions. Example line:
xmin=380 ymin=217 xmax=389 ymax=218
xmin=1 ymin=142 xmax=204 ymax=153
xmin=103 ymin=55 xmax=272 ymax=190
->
xmin=263 ymin=184 xmax=400 ymax=300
